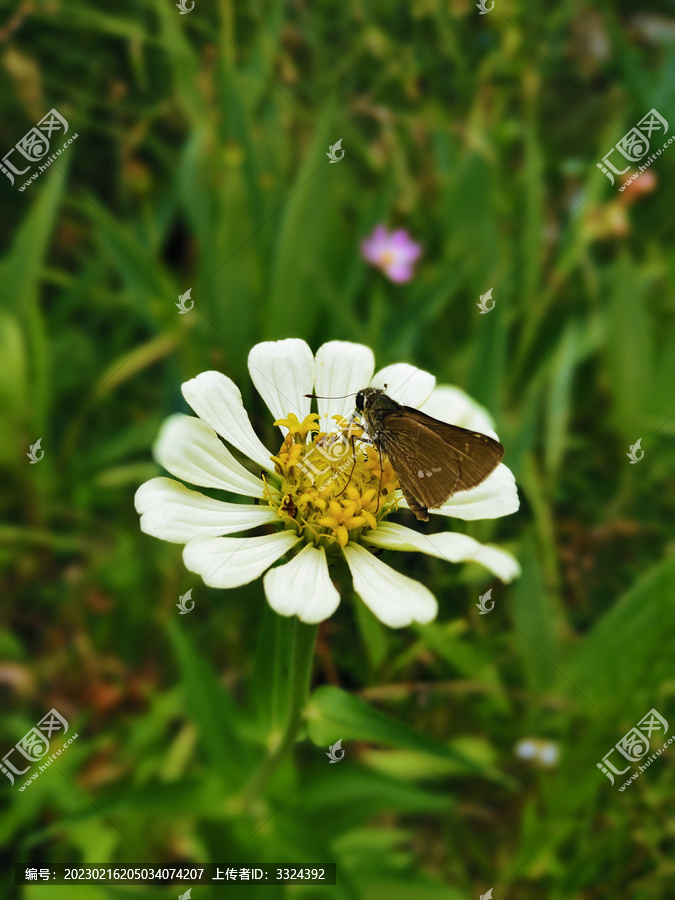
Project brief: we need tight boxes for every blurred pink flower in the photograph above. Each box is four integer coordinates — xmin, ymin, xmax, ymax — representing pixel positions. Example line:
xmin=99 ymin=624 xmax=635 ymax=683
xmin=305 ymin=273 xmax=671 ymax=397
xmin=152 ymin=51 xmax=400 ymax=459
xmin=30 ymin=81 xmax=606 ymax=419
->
xmin=361 ymin=225 xmax=422 ymax=283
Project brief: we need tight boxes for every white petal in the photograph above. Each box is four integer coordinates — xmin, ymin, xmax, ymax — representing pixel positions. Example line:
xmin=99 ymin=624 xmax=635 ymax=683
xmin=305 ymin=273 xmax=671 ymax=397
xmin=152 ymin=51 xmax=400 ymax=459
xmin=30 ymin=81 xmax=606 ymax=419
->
xmin=154 ymin=414 xmax=266 ymax=498
xmin=363 ymin=521 xmax=520 ymax=582
xmin=263 ymin=544 xmax=340 ymax=623
xmin=426 ymin=463 xmax=520 ymax=520
xmin=135 ymin=477 xmax=277 ymax=544
xmin=181 ymin=371 xmax=275 ymax=472
xmin=419 ymin=385 xmax=499 ymax=440
xmin=516 ymin=739 xmax=538 ymax=760
xmin=314 ymin=341 xmax=375 ymax=433
xmin=248 ymin=339 xmax=315 ymax=433
xmin=370 ymin=363 xmax=436 ymax=408
xmin=183 ymin=531 xmax=301 ymax=589
xmin=342 ymin=543 xmax=437 ymax=628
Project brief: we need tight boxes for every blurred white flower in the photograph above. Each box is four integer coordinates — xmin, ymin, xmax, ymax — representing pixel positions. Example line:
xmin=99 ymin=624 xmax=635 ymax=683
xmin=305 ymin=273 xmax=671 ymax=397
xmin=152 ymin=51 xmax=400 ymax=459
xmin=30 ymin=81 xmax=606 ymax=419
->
xmin=515 ymin=739 xmax=538 ymax=760
xmin=515 ymin=738 xmax=559 ymax=768
xmin=135 ymin=340 xmax=520 ymax=628
xmin=538 ymin=743 xmax=559 ymax=766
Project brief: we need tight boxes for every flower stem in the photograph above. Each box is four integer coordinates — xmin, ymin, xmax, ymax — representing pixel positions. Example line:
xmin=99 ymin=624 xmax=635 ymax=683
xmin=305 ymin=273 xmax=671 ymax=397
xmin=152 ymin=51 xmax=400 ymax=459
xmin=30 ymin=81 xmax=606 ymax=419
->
xmin=238 ymin=619 xmax=317 ymax=813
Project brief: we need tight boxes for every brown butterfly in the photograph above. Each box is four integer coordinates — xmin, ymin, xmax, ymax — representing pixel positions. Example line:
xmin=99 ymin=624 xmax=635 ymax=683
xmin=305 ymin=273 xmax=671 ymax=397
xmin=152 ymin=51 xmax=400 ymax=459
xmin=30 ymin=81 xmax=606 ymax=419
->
xmin=355 ymin=387 xmax=503 ymax=521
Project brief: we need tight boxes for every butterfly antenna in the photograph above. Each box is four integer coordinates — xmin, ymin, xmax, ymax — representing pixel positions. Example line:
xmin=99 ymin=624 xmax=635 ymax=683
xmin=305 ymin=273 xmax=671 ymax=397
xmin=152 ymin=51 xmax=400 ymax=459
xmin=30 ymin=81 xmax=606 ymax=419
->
xmin=305 ymin=392 xmax=358 ymax=400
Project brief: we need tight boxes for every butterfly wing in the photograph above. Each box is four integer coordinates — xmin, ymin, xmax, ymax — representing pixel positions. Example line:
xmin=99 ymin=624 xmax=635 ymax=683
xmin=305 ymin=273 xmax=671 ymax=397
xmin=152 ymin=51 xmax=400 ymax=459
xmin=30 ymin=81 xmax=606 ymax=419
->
xmin=379 ymin=410 xmax=503 ymax=520
xmin=401 ymin=406 xmax=503 ymax=489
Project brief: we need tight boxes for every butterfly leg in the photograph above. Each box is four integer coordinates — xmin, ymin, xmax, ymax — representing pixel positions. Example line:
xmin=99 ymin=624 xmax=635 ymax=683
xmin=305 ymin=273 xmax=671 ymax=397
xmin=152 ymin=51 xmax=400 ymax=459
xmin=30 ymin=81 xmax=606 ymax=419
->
xmin=337 ymin=432 xmax=372 ymax=497
xmin=375 ymin=444 xmax=385 ymax=514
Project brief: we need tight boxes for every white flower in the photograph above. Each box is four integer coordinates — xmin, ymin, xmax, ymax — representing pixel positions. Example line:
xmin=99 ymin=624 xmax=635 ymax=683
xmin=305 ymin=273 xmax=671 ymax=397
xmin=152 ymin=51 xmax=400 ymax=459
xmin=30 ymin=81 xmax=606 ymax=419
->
xmin=135 ymin=340 xmax=520 ymax=628
xmin=515 ymin=739 xmax=538 ymax=760
xmin=515 ymin=738 xmax=560 ymax=768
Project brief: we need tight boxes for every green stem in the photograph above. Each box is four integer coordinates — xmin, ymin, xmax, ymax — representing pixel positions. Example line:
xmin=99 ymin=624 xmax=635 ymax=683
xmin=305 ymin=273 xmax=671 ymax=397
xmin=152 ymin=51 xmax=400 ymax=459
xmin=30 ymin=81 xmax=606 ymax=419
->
xmin=238 ymin=619 xmax=317 ymax=813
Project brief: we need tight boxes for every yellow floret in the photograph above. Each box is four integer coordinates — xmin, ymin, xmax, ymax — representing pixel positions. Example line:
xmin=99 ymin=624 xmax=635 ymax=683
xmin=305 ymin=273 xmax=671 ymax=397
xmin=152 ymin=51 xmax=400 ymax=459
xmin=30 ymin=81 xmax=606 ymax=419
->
xmin=263 ymin=412 xmax=399 ymax=550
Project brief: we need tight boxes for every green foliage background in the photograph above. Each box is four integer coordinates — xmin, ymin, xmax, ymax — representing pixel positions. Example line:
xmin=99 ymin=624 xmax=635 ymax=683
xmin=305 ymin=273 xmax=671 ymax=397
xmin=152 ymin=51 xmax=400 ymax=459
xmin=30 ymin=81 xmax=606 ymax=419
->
xmin=1 ymin=0 xmax=674 ymax=897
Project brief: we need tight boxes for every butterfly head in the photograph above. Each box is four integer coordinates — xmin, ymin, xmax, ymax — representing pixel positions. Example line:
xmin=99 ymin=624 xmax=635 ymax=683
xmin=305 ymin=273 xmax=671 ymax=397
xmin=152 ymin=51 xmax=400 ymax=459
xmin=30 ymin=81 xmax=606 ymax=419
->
xmin=355 ymin=386 xmax=401 ymax=431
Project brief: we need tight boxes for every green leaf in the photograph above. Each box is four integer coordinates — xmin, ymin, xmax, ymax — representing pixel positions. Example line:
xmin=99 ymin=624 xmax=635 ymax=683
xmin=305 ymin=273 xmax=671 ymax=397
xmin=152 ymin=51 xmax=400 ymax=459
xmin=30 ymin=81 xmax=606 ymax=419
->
xmin=545 ymin=320 xmax=580 ymax=479
xmin=604 ymin=254 xmax=652 ymax=435
xmin=0 ymin=312 xmax=28 ymax=418
xmin=412 ymin=621 xmax=510 ymax=715
xmin=88 ymin=332 xmax=178 ymax=401
xmin=360 ymin=736 xmax=499 ymax=781
xmin=467 ymin=290 xmax=508 ymax=413
xmin=565 ymin=555 xmax=675 ymax=715
xmin=1 ymin=157 xmax=69 ymax=428
xmin=511 ymin=539 xmax=558 ymax=691
xmin=250 ymin=603 xmax=294 ymax=737
xmin=0 ymin=312 xmax=28 ymax=463
xmin=303 ymin=767 xmax=454 ymax=819
xmin=166 ymin=620 xmax=247 ymax=785
xmin=82 ymin=194 xmax=172 ymax=308
xmin=353 ymin=597 xmax=388 ymax=671
xmin=306 ymin=685 xmax=486 ymax=773
xmin=263 ymin=108 xmax=335 ymax=339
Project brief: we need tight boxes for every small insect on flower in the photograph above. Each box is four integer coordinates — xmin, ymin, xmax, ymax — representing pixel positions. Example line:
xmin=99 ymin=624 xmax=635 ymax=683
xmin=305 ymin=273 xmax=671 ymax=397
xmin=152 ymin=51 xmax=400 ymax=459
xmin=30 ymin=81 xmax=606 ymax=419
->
xmin=353 ymin=386 xmax=503 ymax=522
xmin=135 ymin=340 xmax=520 ymax=628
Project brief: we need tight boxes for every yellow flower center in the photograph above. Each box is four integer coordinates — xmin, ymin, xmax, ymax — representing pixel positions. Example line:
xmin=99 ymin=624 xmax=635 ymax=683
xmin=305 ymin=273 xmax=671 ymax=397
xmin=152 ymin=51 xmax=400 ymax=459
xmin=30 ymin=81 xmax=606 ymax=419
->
xmin=265 ymin=413 xmax=400 ymax=549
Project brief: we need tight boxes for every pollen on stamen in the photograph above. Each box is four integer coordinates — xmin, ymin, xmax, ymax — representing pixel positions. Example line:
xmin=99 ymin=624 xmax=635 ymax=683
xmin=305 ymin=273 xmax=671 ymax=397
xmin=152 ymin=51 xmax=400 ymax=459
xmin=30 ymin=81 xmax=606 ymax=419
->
xmin=263 ymin=412 xmax=400 ymax=550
